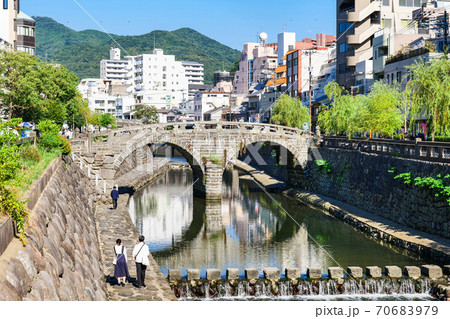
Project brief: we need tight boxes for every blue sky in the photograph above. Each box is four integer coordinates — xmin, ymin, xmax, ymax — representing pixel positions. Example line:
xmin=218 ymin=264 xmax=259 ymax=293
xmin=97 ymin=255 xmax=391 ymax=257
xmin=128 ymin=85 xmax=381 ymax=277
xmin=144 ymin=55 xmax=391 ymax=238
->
xmin=21 ymin=0 xmax=336 ymax=50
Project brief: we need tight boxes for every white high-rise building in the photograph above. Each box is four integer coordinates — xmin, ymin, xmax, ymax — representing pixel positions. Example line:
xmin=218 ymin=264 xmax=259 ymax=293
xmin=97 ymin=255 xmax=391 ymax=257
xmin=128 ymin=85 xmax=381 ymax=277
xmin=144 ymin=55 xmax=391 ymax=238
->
xmin=277 ymin=32 xmax=296 ymax=65
xmin=126 ymin=49 xmax=189 ymax=109
xmin=182 ymin=61 xmax=204 ymax=85
xmin=100 ymin=48 xmax=129 ymax=83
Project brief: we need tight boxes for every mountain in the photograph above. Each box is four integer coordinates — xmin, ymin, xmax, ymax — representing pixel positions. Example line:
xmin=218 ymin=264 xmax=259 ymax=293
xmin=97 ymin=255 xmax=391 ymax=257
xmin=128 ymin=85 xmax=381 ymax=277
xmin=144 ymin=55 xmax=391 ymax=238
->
xmin=34 ymin=17 xmax=240 ymax=84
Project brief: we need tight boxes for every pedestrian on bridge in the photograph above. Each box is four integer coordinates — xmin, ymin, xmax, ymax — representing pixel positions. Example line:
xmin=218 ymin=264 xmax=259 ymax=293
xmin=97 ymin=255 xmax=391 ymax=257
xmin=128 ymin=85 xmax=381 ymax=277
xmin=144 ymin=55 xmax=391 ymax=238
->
xmin=111 ymin=186 xmax=119 ymax=210
xmin=132 ymin=235 xmax=150 ymax=289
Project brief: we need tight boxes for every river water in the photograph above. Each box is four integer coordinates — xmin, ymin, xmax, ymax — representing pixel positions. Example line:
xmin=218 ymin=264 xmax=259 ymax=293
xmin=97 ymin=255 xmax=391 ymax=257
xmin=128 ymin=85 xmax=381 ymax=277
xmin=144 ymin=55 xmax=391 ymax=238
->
xmin=129 ymin=165 xmax=426 ymax=279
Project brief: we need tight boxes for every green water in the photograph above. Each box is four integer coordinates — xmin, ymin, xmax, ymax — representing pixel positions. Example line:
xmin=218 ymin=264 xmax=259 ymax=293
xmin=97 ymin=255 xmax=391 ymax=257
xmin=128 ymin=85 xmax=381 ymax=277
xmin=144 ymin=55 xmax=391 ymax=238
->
xmin=129 ymin=167 xmax=426 ymax=277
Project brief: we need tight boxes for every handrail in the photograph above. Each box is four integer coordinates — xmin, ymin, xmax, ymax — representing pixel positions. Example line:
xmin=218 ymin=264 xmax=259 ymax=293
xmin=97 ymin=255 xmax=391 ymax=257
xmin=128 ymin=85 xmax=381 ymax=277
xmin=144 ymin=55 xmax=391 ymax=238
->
xmin=71 ymin=152 xmax=113 ymax=193
xmin=322 ymin=136 xmax=450 ymax=163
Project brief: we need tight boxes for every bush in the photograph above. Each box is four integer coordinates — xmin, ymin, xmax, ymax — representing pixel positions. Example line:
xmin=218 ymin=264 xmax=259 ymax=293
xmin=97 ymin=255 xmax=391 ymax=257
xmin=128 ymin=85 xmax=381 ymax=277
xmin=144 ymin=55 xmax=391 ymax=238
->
xmin=20 ymin=145 xmax=42 ymax=162
xmin=39 ymin=132 xmax=62 ymax=150
xmin=60 ymin=136 xmax=71 ymax=155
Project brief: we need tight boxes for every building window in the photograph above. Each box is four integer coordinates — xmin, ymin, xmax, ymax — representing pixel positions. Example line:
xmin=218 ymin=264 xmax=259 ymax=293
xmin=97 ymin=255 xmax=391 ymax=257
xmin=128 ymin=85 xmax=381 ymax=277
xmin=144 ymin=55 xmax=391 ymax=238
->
xmin=382 ymin=19 xmax=392 ymax=29
xmin=382 ymin=0 xmax=390 ymax=6
xmin=3 ymin=0 xmax=7 ymax=9
xmin=397 ymin=71 xmax=402 ymax=83
xmin=17 ymin=26 xmax=35 ymax=37
xmin=400 ymin=0 xmax=421 ymax=7
xmin=339 ymin=22 xmax=354 ymax=34
xmin=339 ymin=43 xmax=353 ymax=54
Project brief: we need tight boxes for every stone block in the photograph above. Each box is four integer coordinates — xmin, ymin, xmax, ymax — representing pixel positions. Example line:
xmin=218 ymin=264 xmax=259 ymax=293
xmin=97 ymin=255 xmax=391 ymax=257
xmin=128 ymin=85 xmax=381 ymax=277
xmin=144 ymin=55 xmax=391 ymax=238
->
xmin=385 ymin=266 xmax=402 ymax=278
xmin=403 ymin=266 xmax=421 ymax=279
xmin=307 ymin=268 xmax=322 ymax=280
xmin=168 ymin=269 xmax=181 ymax=281
xmin=328 ymin=267 xmax=344 ymax=279
xmin=285 ymin=268 xmax=301 ymax=280
xmin=99 ymin=169 xmax=116 ymax=180
xmin=206 ymin=269 xmax=221 ymax=281
xmin=186 ymin=269 xmax=200 ymax=281
xmin=366 ymin=266 xmax=382 ymax=278
xmin=443 ymin=265 xmax=450 ymax=276
xmin=245 ymin=268 xmax=259 ymax=280
xmin=226 ymin=268 xmax=239 ymax=280
xmin=263 ymin=268 xmax=280 ymax=281
xmin=421 ymin=265 xmax=443 ymax=279
xmin=347 ymin=266 xmax=363 ymax=279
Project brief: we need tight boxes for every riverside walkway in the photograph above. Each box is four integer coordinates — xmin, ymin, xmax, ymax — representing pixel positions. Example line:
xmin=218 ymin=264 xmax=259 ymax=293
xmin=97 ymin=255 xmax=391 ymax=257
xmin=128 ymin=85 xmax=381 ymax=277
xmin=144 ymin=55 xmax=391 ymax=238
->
xmin=95 ymin=160 xmax=176 ymax=301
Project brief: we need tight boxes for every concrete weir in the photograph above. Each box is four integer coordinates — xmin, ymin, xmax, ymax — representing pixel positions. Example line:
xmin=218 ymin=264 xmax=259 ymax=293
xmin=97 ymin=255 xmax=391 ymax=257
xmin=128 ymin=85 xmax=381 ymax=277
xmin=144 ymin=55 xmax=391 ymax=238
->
xmin=167 ymin=266 xmax=450 ymax=300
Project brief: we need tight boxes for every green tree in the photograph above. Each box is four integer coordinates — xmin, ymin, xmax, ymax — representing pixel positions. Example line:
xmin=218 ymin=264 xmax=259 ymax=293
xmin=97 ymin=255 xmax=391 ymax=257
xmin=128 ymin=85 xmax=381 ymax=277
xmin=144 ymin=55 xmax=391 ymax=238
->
xmin=361 ymin=81 xmax=402 ymax=138
xmin=0 ymin=119 xmax=21 ymax=182
xmin=90 ymin=113 xmax=117 ymax=129
xmin=270 ymin=95 xmax=310 ymax=129
xmin=134 ymin=104 xmax=159 ymax=124
xmin=407 ymin=57 xmax=450 ymax=141
xmin=0 ymin=50 xmax=41 ymax=120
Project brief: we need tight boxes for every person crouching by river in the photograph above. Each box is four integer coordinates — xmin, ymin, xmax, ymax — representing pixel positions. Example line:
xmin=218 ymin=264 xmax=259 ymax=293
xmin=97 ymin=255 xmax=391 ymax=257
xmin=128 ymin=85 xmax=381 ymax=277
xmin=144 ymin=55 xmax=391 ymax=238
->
xmin=113 ymin=239 xmax=129 ymax=287
xmin=132 ymin=235 xmax=150 ymax=288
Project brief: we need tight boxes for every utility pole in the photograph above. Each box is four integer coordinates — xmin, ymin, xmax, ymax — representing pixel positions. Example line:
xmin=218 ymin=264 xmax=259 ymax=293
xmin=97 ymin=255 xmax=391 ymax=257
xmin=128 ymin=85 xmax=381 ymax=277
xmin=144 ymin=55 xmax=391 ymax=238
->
xmin=308 ymin=50 xmax=312 ymax=135
xmin=444 ymin=10 xmax=448 ymax=53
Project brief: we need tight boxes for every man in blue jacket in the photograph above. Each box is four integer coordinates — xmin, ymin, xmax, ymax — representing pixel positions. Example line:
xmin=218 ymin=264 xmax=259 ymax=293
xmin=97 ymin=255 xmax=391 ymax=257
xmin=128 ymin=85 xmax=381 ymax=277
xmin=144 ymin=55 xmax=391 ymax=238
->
xmin=111 ymin=186 xmax=119 ymax=209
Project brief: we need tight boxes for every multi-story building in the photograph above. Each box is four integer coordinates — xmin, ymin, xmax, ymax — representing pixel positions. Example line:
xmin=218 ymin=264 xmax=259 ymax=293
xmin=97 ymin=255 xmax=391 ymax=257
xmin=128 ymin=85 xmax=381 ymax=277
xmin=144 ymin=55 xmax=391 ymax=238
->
xmin=78 ymin=78 xmax=134 ymax=119
xmin=182 ymin=61 xmax=204 ymax=85
xmin=15 ymin=11 xmax=35 ymax=55
xmin=233 ymin=43 xmax=278 ymax=95
xmin=126 ymin=49 xmax=189 ymax=109
xmin=336 ymin=0 xmax=428 ymax=89
xmin=100 ymin=48 xmax=129 ymax=83
xmin=214 ymin=70 xmax=235 ymax=86
xmin=285 ymin=48 xmax=330 ymax=103
xmin=1 ymin=1 xmax=35 ymax=55
xmin=182 ymin=61 xmax=205 ymax=100
xmin=194 ymin=91 xmax=230 ymax=121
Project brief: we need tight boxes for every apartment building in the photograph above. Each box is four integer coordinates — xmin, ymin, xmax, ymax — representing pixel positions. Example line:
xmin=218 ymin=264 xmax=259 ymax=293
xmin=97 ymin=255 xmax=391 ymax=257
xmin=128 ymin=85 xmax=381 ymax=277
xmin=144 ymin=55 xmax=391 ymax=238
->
xmin=194 ymin=91 xmax=230 ymax=121
xmin=182 ymin=61 xmax=205 ymax=100
xmin=126 ymin=49 xmax=189 ymax=109
xmin=78 ymin=78 xmax=134 ymax=118
xmin=285 ymin=48 xmax=330 ymax=102
xmin=100 ymin=48 xmax=129 ymax=83
xmin=233 ymin=43 xmax=278 ymax=95
xmin=1 ymin=0 xmax=35 ymax=55
xmin=336 ymin=0 xmax=428 ymax=89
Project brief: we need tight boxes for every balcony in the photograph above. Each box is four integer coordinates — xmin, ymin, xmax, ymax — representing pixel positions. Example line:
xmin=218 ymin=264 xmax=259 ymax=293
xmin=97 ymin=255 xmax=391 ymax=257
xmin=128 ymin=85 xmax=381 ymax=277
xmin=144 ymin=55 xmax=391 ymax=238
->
xmin=347 ymin=0 xmax=381 ymax=22
xmin=348 ymin=23 xmax=379 ymax=45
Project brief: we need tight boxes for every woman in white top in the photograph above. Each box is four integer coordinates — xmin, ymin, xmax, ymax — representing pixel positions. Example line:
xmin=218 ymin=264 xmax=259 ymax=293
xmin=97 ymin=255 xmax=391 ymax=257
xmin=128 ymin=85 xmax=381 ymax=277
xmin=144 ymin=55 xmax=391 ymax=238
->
xmin=113 ymin=239 xmax=129 ymax=286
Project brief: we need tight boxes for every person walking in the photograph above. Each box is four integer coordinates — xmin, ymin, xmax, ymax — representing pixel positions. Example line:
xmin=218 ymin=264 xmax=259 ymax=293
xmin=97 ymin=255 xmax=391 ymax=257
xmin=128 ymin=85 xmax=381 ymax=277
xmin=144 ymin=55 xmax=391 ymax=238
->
xmin=113 ymin=239 xmax=129 ymax=287
xmin=132 ymin=235 xmax=150 ymax=288
xmin=111 ymin=186 xmax=119 ymax=210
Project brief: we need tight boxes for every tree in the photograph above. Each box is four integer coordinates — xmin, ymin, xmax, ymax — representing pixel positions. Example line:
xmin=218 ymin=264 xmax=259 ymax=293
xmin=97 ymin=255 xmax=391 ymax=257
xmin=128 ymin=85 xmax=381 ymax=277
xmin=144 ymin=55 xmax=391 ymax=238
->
xmin=38 ymin=119 xmax=62 ymax=150
xmin=0 ymin=50 xmax=87 ymax=126
xmin=0 ymin=50 xmax=41 ymax=120
xmin=90 ymin=113 xmax=117 ymax=129
xmin=407 ymin=57 xmax=450 ymax=141
xmin=134 ymin=104 xmax=159 ymax=124
xmin=361 ymin=81 xmax=403 ymax=138
xmin=0 ymin=118 xmax=21 ymax=182
xmin=270 ymin=95 xmax=310 ymax=129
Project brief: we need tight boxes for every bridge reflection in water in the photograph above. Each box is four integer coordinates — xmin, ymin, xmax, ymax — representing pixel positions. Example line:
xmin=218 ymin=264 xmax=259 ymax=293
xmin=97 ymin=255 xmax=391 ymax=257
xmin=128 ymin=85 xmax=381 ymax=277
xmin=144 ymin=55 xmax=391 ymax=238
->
xmin=129 ymin=167 xmax=423 ymax=277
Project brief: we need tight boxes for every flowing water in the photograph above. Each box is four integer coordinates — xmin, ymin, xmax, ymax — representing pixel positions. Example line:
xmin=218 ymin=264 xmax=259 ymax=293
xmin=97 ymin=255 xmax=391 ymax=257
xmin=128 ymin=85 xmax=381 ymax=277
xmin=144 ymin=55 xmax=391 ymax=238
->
xmin=128 ymin=164 xmax=435 ymax=300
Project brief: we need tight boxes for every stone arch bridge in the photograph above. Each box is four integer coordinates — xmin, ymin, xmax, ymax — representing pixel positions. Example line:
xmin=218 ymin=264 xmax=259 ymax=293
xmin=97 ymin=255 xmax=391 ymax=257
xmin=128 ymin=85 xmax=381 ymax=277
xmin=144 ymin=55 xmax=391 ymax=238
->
xmin=75 ymin=122 xmax=313 ymax=200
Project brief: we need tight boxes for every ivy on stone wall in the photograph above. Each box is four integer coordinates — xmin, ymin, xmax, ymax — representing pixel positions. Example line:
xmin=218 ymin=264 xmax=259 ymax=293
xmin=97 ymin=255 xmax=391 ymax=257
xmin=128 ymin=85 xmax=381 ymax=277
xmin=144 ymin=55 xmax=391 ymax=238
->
xmin=390 ymin=169 xmax=450 ymax=206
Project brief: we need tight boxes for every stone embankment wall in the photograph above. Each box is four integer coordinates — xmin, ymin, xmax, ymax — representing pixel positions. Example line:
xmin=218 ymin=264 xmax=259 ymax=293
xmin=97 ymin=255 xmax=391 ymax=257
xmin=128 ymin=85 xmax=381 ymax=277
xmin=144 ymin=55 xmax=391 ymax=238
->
xmin=0 ymin=157 xmax=107 ymax=301
xmin=303 ymin=148 xmax=450 ymax=239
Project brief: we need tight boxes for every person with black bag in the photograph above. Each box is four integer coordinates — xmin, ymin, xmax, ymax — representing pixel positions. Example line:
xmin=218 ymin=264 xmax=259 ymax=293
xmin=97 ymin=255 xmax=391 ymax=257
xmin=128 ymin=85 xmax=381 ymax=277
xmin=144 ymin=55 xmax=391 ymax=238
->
xmin=132 ymin=235 xmax=150 ymax=288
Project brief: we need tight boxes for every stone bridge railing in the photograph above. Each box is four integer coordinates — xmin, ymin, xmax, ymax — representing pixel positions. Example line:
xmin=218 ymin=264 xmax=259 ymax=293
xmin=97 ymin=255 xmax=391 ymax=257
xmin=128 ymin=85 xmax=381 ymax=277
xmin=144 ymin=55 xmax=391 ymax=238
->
xmin=93 ymin=121 xmax=308 ymax=139
xmin=323 ymin=136 xmax=450 ymax=163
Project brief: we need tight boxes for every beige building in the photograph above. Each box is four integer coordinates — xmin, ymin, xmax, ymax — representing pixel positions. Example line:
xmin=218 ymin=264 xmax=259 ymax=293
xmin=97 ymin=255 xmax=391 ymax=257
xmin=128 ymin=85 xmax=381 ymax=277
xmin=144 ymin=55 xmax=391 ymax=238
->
xmin=336 ymin=0 xmax=428 ymax=89
xmin=0 ymin=0 xmax=19 ymax=49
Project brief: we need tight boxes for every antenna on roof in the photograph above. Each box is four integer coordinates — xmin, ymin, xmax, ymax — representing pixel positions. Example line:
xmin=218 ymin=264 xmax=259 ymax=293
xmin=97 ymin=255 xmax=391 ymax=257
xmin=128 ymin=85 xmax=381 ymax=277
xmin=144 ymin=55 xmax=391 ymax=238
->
xmin=283 ymin=24 xmax=288 ymax=32
xmin=153 ymin=35 xmax=156 ymax=50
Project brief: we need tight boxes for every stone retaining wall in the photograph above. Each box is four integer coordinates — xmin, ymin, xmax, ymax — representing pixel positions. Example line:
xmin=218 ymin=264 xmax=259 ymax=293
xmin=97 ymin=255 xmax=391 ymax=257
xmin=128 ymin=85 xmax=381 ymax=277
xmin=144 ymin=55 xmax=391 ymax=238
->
xmin=303 ymin=148 xmax=450 ymax=239
xmin=0 ymin=157 xmax=107 ymax=301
